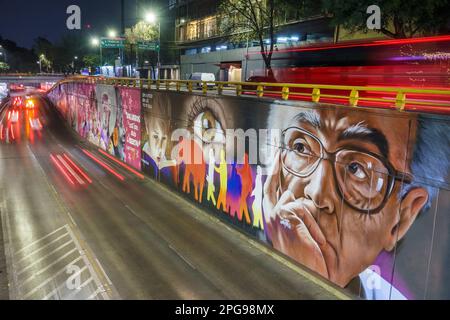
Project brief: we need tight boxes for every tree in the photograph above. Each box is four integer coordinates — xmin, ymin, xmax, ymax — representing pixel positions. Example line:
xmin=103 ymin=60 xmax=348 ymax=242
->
xmin=125 ymin=21 xmax=158 ymax=45
xmin=83 ymin=54 xmax=100 ymax=68
xmin=33 ymin=37 xmax=55 ymax=72
xmin=218 ymin=0 xmax=278 ymax=75
xmin=0 ymin=37 xmax=39 ymax=72
xmin=322 ymin=0 xmax=450 ymax=39
xmin=0 ymin=62 xmax=9 ymax=72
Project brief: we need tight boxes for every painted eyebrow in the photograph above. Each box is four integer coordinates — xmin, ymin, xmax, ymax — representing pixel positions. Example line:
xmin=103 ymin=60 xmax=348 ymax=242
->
xmin=294 ymin=111 xmax=321 ymax=128
xmin=338 ymin=123 xmax=389 ymax=158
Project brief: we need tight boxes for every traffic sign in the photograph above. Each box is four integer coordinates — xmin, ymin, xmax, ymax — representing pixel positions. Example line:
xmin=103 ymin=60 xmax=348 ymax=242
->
xmin=101 ymin=38 xmax=125 ymax=49
xmin=137 ymin=41 xmax=160 ymax=51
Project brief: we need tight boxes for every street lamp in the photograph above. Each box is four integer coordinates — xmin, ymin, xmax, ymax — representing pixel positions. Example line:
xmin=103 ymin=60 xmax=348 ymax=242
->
xmin=108 ymin=29 xmax=117 ymax=38
xmin=91 ymin=37 xmax=102 ymax=67
xmin=38 ymin=54 xmax=46 ymax=73
xmin=145 ymin=12 xmax=156 ymax=24
xmin=72 ymin=56 xmax=79 ymax=74
xmin=144 ymin=11 xmax=161 ymax=79
xmin=0 ymin=45 xmax=7 ymax=63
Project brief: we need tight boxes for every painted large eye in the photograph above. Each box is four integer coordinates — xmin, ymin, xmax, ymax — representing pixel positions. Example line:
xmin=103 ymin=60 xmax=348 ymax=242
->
xmin=347 ymin=162 xmax=368 ymax=180
xmin=193 ymin=110 xmax=225 ymax=144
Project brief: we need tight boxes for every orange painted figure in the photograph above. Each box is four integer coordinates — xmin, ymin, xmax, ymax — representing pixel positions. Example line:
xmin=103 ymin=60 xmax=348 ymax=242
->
xmin=236 ymin=154 xmax=253 ymax=224
xmin=181 ymin=139 xmax=206 ymax=202
xmin=215 ymin=149 xmax=228 ymax=212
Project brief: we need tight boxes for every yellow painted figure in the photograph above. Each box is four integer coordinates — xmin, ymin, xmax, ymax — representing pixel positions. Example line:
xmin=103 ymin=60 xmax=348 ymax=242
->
xmin=251 ymin=165 xmax=264 ymax=230
xmin=206 ymin=149 xmax=217 ymax=206
xmin=215 ymin=149 xmax=227 ymax=212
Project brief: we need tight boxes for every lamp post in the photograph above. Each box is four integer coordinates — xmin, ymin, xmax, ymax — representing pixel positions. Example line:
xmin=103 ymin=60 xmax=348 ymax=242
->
xmin=0 ymin=45 xmax=6 ymax=63
xmin=38 ymin=54 xmax=45 ymax=73
xmin=145 ymin=11 xmax=161 ymax=79
xmin=72 ymin=56 xmax=78 ymax=74
xmin=91 ymin=37 xmax=102 ymax=67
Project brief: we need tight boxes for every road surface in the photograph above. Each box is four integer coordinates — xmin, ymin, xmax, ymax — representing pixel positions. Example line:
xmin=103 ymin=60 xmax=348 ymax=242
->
xmin=0 ymin=94 xmax=349 ymax=300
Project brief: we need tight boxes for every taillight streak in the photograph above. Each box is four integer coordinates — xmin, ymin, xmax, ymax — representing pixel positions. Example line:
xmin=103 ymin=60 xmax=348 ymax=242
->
xmin=63 ymin=153 xmax=92 ymax=184
xmin=50 ymin=154 xmax=75 ymax=185
xmin=56 ymin=154 xmax=85 ymax=185
xmin=97 ymin=148 xmax=144 ymax=179
xmin=82 ymin=149 xmax=125 ymax=181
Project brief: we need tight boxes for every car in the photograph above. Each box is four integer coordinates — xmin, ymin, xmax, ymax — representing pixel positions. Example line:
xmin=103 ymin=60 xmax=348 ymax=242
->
xmin=10 ymin=110 xmax=19 ymax=123
xmin=29 ymin=117 xmax=42 ymax=130
xmin=25 ymin=99 xmax=35 ymax=109
xmin=9 ymin=83 xmax=25 ymax=93
xmin=189 ymin=72 xmax=216 ymax=89
xmin=242 ymin=75 xmax=280 ymax=94
xmin=12 ymin=96 xmax=24 ymax=108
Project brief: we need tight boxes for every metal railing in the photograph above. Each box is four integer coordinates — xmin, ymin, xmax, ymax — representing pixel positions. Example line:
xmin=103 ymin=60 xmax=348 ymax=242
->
xmin=52 ymin=76 xmax=450 ymax=114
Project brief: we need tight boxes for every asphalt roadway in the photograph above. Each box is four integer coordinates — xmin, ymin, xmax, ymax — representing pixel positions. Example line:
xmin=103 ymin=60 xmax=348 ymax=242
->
xmin=0 ymin=94 xmax=349 ymax=300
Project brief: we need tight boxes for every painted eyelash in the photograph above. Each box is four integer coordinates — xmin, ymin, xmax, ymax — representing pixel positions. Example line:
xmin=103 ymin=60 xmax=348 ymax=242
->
xmin=187 ymin=97 xmax=222 ymax=128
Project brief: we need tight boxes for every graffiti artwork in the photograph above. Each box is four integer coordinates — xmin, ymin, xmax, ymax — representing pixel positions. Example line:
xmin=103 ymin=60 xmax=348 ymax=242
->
xmin=140 ymin=91 xmax=450 ymax=300
xmin=48 ymin=83 xmax=450 ymax=300
xmin=118 ymin=87 xmax=141 ymax=170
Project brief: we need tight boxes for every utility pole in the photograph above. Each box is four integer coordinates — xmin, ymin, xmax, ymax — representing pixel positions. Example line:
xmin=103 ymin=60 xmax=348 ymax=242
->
xmin=121 ymin=0 xmax=125 ymax=36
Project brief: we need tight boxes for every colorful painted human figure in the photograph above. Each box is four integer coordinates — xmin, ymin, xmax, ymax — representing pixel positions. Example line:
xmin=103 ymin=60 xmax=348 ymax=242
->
xmin=236 ymin=154 xmax=252 ymax=224
xmin=227 ymin=163 xmax=241 ymax=218
xmin=215 ymin=149 xmax=227 ymax=212
xmin=181 ymin=139 xmax=206 ymax=203
xmin=251 ymin=165 xmax=264 ymax=230
xmin=206 ymin=148 xmax=216 ymax=206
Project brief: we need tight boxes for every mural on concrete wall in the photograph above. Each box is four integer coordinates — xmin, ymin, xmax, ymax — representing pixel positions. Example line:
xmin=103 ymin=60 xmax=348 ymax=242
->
xmin=96 ymin=84 xmax=118 ymax=153
xmin=48 ymin=83 xmax=450 ymax=300
xmin=50 ymin=83 xmax=141 ymax=170
xmin=118 ymin=87 xmax=141 ymax=170
xmin=140 ymin=91 xmax=450 ymax=300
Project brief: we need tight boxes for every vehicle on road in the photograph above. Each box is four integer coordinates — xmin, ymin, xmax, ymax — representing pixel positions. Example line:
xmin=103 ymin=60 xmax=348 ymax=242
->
xmin=12 ymin=96 xmax=24 ymax=108
xmin=10 ymin=109 xmax=19 ymax=123
xmin=189 ymin=72 xmax=216 ymax=89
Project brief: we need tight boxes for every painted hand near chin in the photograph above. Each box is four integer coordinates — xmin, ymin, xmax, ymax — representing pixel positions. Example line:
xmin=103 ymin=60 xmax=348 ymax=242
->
xmin=263 ymin=151 xmax=336 ymax=281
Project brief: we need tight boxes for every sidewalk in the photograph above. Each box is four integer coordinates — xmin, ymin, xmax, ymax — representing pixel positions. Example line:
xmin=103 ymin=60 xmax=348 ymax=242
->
xmin=0 ymin=210 xmax=9 ymax=300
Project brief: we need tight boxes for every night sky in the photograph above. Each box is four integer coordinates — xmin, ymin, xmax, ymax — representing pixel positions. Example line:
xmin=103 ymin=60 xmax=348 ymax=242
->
xmin=0 ymin=0 xmax=144 ymax=48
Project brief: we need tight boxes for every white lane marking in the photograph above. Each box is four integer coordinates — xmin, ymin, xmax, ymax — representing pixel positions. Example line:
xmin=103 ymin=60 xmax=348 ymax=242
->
xmin=14 ymin=225 xmax=67 ymax=256
xmin=65 ymin=226 xmax=110 ymax=300
xmin=145 ymin=177 xmax=352 ymax=300
xmin=17 ymin=241 xmax=75 ymax=276
xmin=18 ymin=142 xmax=113 ymax=300
xmin=65 ymin=277 xmax=94 ymax=300
xmin=15 ymin=232 xmax=70 ymax=264
xmin=20 ymin=248 xmax=78 ymax=286
xmin=57 ymin=154 xmax=84 ymax=185
xmin=124 ymin=204 xmax=137 ymax=215
xmin=22 ymin=257 xmax=81 ymax=299
xmin=87 ymin=286 xmax=106 ymax=300
xmin=168 ymin=245 xmax=197 ymax=270
xmin=51 ymin=184 xmax=58 ymax=195
xmin=40 ymin=256 xmax=83 ymax=300
xmin=42 ymin=291 xmax=59 ymax=300
xmin=0 ymin=189 xmax=19 ymax=299
xmin=95 ymin=259 xmax=112 ymax=285
xmin=123 ymin=203 xmax=198 ymax=270
xmin=67 ymin=212 xmax=77 ymax=227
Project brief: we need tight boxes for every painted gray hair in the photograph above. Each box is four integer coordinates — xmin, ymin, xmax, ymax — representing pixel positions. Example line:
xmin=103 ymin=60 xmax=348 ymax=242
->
xmin=401 ymin=114 xmax=450 ymax=211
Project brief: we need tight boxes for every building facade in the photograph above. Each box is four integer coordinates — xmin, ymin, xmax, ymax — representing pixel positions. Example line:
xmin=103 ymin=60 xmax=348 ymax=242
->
xmin=171 ymin=0 xmax=335 ymax=81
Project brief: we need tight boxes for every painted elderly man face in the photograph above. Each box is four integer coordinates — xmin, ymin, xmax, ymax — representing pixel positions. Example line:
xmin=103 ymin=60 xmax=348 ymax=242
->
xmin=264 ymin=107 xmax=429 ymax=287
